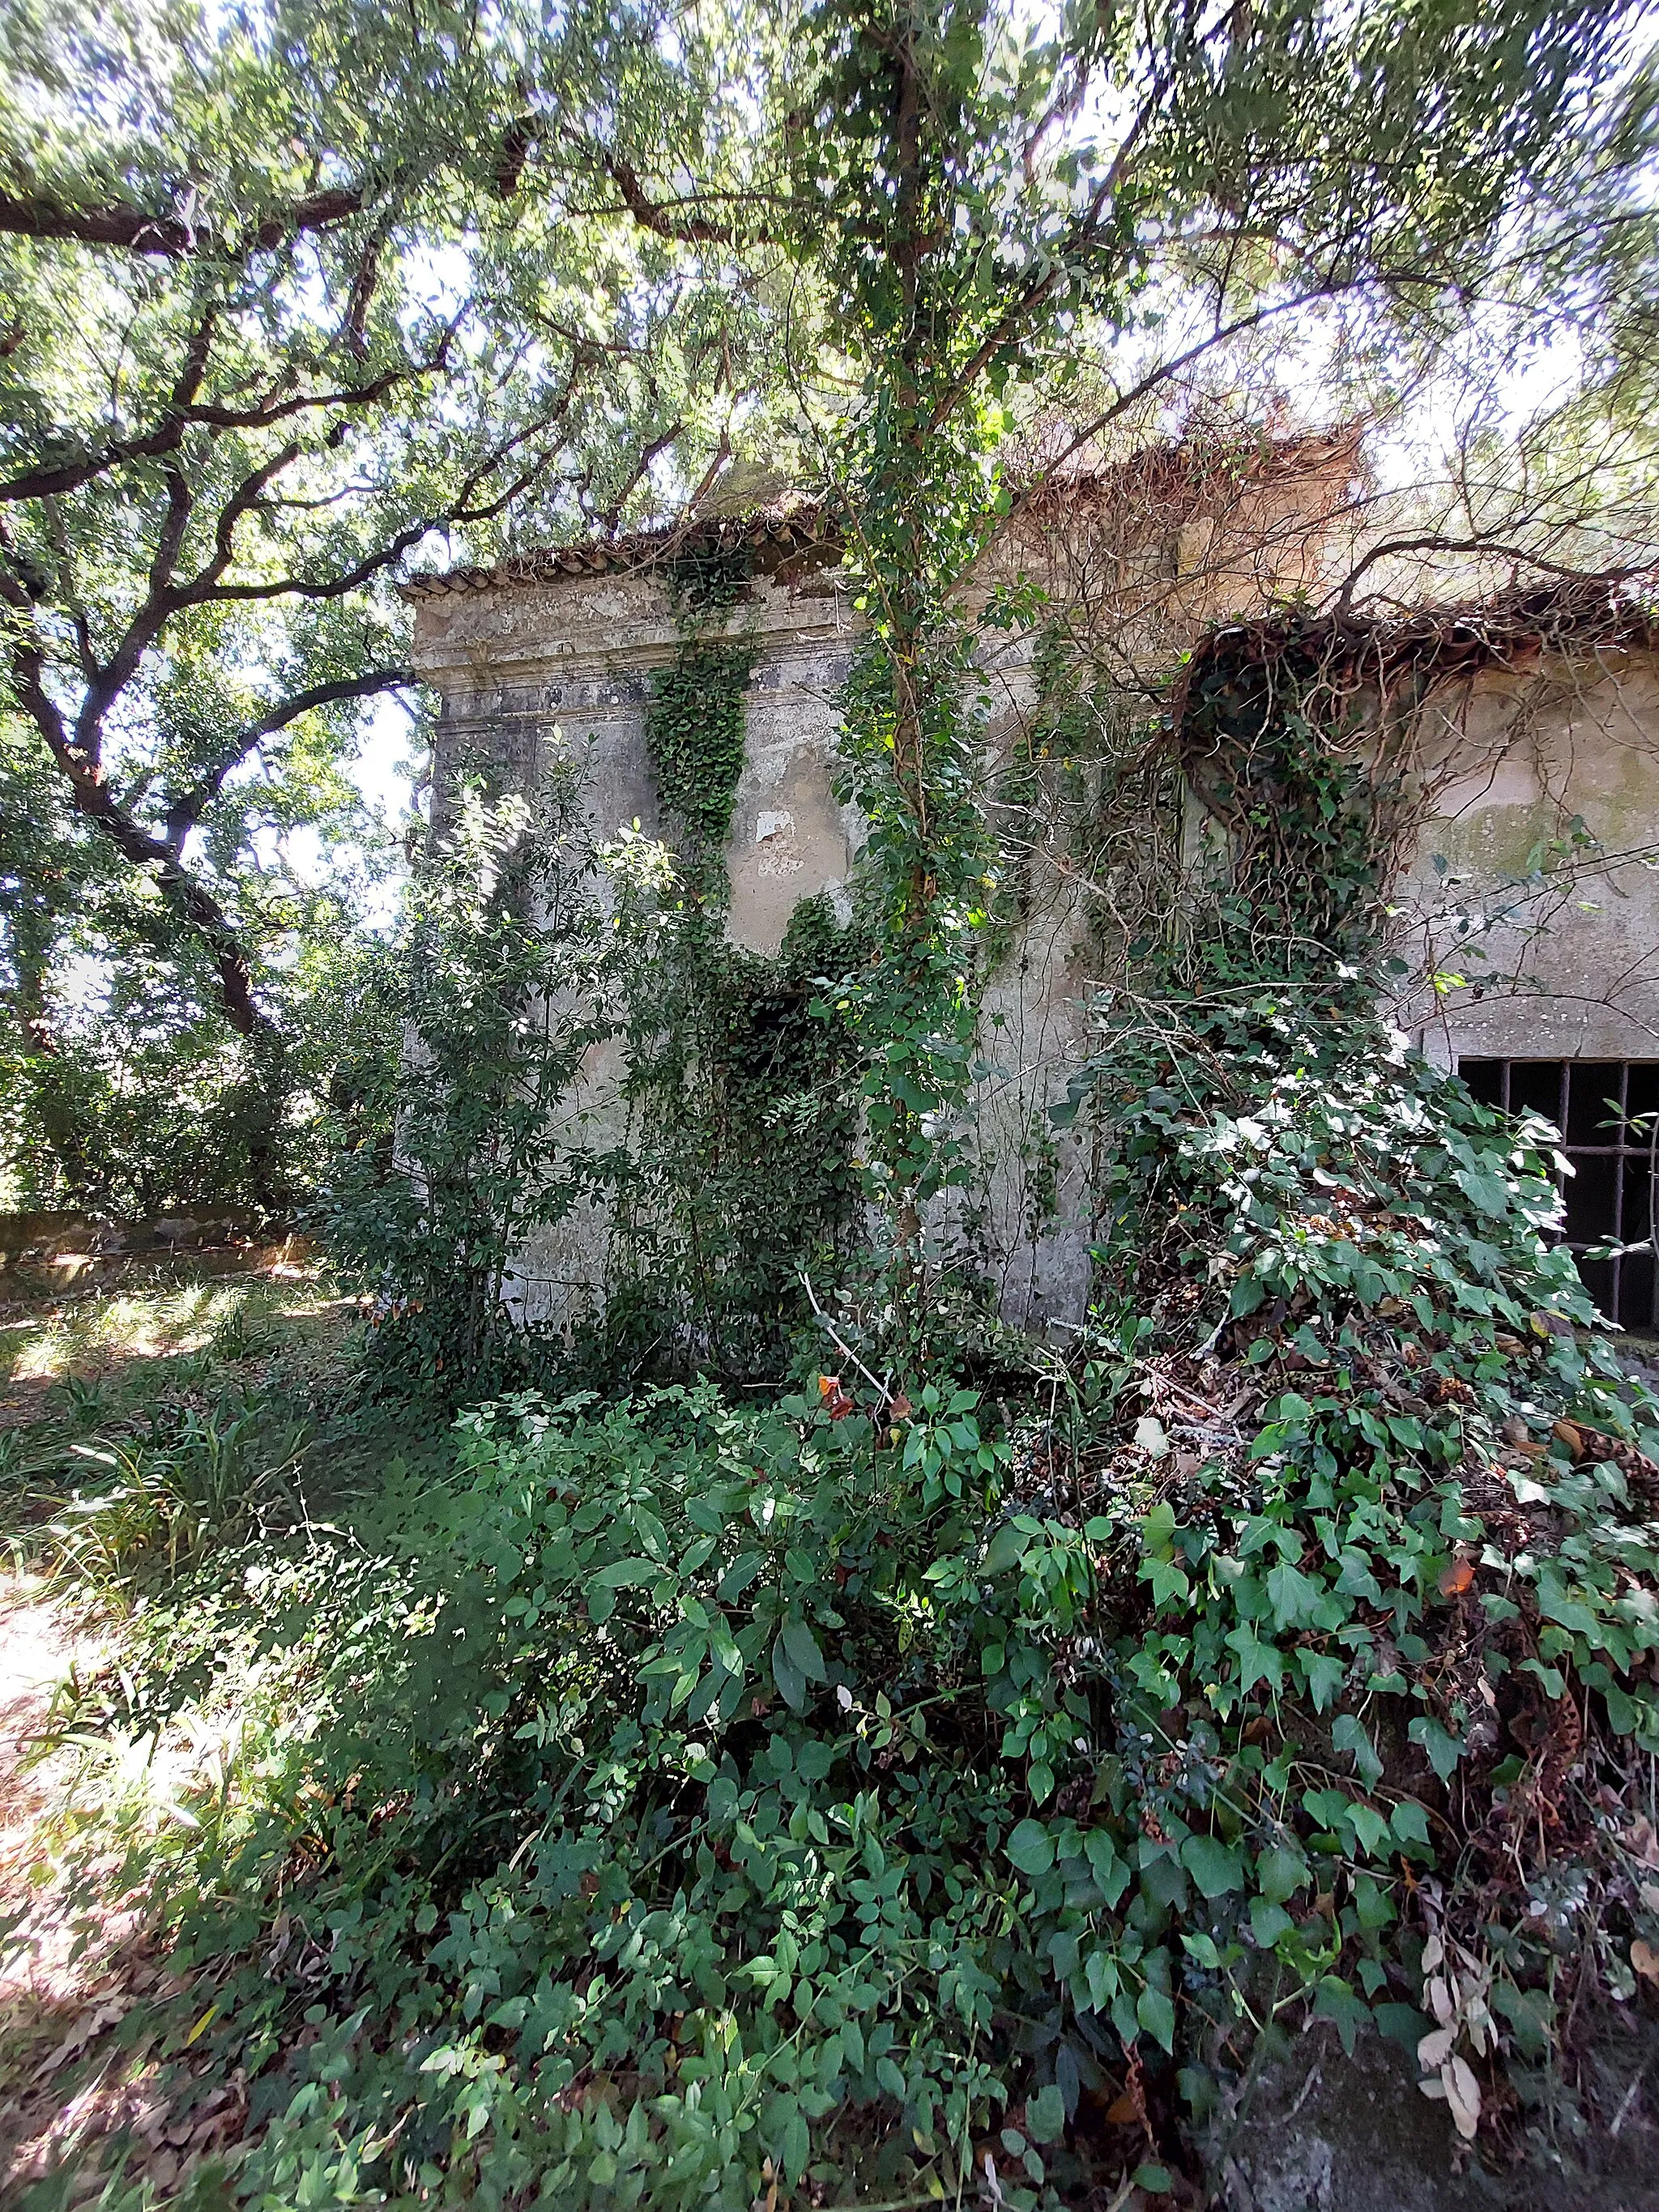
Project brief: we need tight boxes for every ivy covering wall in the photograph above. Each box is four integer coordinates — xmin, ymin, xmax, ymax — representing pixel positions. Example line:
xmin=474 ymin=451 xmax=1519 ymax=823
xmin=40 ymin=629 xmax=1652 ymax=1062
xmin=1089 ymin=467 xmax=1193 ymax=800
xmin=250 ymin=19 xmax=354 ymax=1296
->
xmin=591 ymin=548 xmax=871 ymax=1379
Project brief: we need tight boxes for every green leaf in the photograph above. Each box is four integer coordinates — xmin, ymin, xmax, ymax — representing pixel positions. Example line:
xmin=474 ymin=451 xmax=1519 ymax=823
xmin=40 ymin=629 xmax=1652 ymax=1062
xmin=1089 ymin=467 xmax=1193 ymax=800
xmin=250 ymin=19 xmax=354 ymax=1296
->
xmin=1249 ymin=1896 xmax=1295 ymax=1948
xmin=716 ymin=1551 xmax=765 ymax=1601
xmin=1408 ymin=1715 xmax=1463 ymax=1783
xmin=1343 ymin=1801 xmax=1392 ymax=1857
xmin=772 ymin=1634 xmax=807 ymax=1712
xmin=1026 ymin=2082 xmax=1065 ymax=2142
xmin=1006 ymin=1818 xmax=1056 ymax=1877
xmin=1332 ymin=1712 xmax=1384 ymax=1783
xmin=1314 ymin=1975 xmax=1371 ymax=2056
xmin=781 ymin=2104 xmax=810 ymax=2183
xmin=1136 ymin=1986 xmax=1175 ymax=2051
xmin=983 ymin=1520 xmax=1030 ymax=1575
xmin=1133 ymin=2165 xmax=1174 ymax=2196
xmin=593 ymin=1557 xmax=657 ymax=1589
xmin=780 ymin=1617 xmax=826 ymax=1683
xmin=1255 ymin=1844 xmax=1310 ymax=1904
xmin=1491 ymin=1979 xmax=1554 ymax=2060
xmin=1085 ymin=1829 xmax=1128 ymax=1904
xmin=1390 ymin=1799 xmax=1432 ymax=1856
xmin=1181 ymin=1834 xmax=1243 ymax=1899
xmin=1266 ymin=1557 xmax=1324 ymax=1630
xmin=1140 ymin=1499 xmax=1178 ymax=1558
xmin=1302 ymin=1652 xmax=1346 ymax=1711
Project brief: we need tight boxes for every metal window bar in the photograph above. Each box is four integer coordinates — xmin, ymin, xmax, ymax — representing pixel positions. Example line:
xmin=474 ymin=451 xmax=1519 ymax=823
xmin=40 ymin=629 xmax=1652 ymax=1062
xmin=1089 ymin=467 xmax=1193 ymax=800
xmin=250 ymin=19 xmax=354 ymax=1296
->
xmin=1456 ymin=1058 xmax=1659 ymax=1336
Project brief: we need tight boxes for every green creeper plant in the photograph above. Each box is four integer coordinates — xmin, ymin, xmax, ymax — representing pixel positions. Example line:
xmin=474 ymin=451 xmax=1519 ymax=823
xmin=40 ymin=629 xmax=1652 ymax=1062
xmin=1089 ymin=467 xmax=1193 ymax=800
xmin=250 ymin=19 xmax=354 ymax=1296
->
xmin=320 ymin=759 xmax=659 ymax=1397
xmin=593 ymin=548 xmax=869 ymax=1378
xmin=778 ymin=0 xmax=1642 ymax=1361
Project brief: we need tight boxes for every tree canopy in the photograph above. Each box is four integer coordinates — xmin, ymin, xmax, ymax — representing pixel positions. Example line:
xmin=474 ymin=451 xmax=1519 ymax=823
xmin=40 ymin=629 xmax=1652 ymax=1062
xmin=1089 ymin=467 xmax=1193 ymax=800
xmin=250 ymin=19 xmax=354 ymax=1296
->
xmin=2 ymin=0 xmax=1655 ymax=1216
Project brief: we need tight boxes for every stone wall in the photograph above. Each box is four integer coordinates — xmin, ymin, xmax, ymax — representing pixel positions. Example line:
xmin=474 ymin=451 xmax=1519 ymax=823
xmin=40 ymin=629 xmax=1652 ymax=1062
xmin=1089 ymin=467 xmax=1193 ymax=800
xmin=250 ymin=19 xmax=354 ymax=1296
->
xmin=1398 ymin=647 xmax=1659 ymax=1064
xmin=407 ymin=535 xmax=1659 ymax=1344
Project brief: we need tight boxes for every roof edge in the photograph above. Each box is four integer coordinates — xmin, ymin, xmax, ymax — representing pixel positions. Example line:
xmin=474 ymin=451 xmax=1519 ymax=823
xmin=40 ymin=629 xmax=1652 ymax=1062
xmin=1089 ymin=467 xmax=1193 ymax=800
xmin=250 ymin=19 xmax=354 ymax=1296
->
xmin=398 ymin=498 xmax=836 ymax=601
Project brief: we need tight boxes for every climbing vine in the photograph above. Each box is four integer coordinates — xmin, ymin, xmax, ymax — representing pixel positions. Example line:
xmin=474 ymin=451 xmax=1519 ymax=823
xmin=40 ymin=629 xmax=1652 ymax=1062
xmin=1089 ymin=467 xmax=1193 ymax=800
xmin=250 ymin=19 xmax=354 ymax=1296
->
xmin=593 ymin=547 xmax=869 ymax=1378
xmin=643 ymin=550 xmax=760 ymax=871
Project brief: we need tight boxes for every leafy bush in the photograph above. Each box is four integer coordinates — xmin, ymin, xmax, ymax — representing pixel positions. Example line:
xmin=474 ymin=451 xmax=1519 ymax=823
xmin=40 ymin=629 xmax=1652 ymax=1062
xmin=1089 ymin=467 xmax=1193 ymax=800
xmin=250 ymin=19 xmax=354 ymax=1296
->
xmin=39 ymin=1009 xmax=1659 ymax=2206
xmin=1063 ymin=994 xmax=1659 ymax=2150
xmin=318 ymin=768 xmax=663 ymax=1400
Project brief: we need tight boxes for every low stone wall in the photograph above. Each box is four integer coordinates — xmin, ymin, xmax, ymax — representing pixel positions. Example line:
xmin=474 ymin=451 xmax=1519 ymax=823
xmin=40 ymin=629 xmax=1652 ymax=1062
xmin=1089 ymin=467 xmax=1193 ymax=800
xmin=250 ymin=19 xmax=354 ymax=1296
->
xmin=0 ymin=1210 xmax=284 ymax=1272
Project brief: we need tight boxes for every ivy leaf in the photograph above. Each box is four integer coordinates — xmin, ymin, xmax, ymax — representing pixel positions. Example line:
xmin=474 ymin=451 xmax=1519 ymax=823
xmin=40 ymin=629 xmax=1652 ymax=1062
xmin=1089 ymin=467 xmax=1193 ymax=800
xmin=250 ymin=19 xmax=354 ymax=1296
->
xmin=1145 ymin=1558 xmax=1190 ymax=1608
xmin=1301 ymin=1652 xmax=1346 ymax=1711
xmin=1255 ymin=1844 xmax=1310 ymax=1903
xmin=1227 ymin=1625 xmax=1286 ymax=1694
xmin=1249 ymin=1896 xmax=1295 ymax=1947
xmin=1181 ymin=1834 xmax=1243 ymax=1899
xmin=1408 ymin=1715 xmax=1464 ymax=1783
xmin=1391 ymin=1799 xmax=1432 ymax=1855
xmin=1266 ymin=1557 xmax=1324 ymax=1630
xmin=1006 ymin=1818 xmax=1056 ymax=1877
xmin=1314 ymin=1975 xmax=1372 ymax=2056
xmin=1456 ymin=1166 xmax=1510 ymax=1217
xmin=772 ymin=1633 xmax=808 ymax=1712
xmin=1333 ymin=1712 xmax=1384 ymax=1782
xmin=1343 ymin=1801 xmax=1392 ymax=1857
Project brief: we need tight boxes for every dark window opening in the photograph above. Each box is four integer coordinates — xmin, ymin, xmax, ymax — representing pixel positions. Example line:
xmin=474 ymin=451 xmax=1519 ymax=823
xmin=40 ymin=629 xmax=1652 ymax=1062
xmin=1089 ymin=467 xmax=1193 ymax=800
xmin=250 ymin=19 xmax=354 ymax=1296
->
xmin=1458 ymin=1059 xmax=1659 ymax=1336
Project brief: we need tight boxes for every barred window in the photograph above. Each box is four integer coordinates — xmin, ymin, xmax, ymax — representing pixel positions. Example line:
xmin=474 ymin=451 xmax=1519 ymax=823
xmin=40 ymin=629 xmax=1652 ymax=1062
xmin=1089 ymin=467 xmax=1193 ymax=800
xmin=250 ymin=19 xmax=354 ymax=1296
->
xmin=1457 ymin=1059 xmax=1659 ymax=1336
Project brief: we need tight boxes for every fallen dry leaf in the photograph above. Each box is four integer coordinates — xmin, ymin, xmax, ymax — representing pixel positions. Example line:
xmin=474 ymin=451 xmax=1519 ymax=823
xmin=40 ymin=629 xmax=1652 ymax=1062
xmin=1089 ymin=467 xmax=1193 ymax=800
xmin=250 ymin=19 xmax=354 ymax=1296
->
xmin=1632 ymin=1938 xmax=1659 ymax=1984
xmin=1443 ymin=2053 xmax=1482 ymax=2142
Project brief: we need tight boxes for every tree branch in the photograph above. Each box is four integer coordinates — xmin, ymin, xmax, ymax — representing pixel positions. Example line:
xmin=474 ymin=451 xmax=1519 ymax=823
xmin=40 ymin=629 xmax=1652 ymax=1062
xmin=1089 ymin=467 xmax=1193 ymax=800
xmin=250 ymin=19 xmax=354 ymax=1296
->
xmin=0 ymin=183 xmax=365 ymax=260
xmin=598 ymin=421 xmax=684 ymax=536
xmin=1331 ymin=536 xmax=1655 ymax=614
xmin=160 ymin=665 xmax=415 ymax=850
xmin=0 ymin=569 xmax=269 ymax=1034
xmin=585 ymin=149 xmax=787 ymax=246
xmin=0 ymin=350 xmax=449 ymax=505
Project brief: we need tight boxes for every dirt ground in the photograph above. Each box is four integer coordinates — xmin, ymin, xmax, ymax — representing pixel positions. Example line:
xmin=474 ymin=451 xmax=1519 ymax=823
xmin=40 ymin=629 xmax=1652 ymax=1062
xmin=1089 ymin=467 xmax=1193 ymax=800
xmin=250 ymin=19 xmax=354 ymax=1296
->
xmin=0 ymin=1254 xmax=357 ymax=2201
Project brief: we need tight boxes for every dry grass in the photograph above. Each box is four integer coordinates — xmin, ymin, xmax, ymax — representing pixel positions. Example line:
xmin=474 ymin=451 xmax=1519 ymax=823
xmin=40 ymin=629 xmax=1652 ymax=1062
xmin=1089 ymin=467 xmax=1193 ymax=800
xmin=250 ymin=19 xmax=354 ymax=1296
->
xmin=0 ymin=1256 xmax=364 ymax=1450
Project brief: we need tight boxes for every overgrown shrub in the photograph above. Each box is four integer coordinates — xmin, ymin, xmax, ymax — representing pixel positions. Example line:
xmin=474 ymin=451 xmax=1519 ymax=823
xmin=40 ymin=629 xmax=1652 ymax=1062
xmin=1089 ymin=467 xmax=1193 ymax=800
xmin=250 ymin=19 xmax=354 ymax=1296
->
xmin=54 ymin=1012 xmax=1659 ymax=2201
xmin=318 ymin=766 xmax=667 ymax=1399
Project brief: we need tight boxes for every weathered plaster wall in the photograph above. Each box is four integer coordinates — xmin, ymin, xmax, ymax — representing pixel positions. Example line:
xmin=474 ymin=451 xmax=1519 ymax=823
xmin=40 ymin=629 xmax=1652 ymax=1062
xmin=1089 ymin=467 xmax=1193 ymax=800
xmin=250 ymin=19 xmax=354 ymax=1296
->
xmin=410 ymin=552 xmax=1104 ymax=1334
xmin=1397 ymin=650 xmax=1659 ymax=1064
xmin=410 ymin=552 xmax=1659 ymax=1344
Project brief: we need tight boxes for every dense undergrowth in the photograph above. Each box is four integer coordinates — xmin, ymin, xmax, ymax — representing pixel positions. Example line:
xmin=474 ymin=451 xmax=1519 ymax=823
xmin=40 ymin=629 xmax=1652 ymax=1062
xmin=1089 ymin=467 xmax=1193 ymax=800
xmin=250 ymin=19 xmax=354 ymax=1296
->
xmin=7 ymin=1007 xmax=1659 ymax=2208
